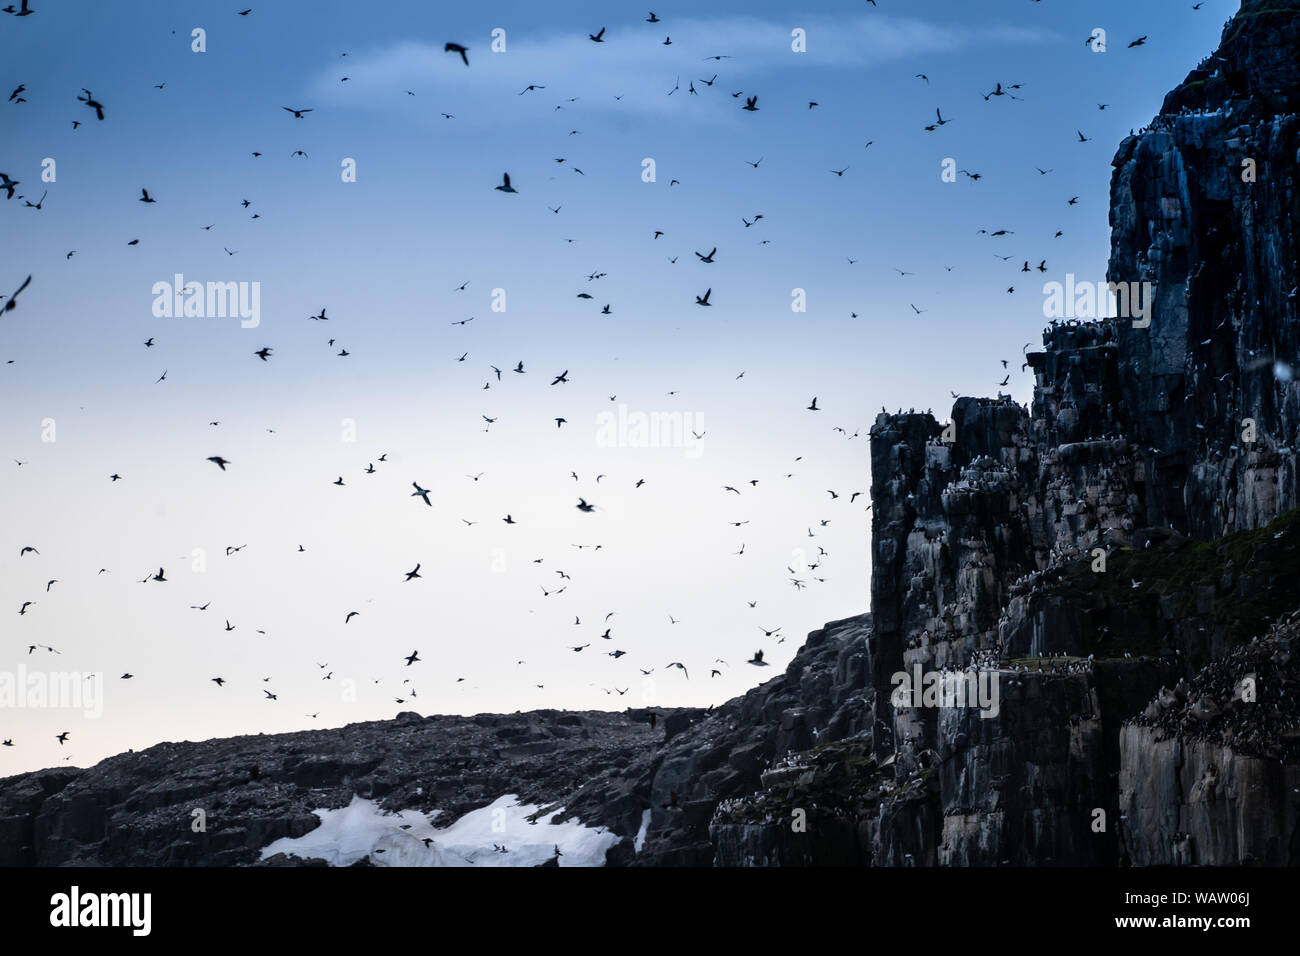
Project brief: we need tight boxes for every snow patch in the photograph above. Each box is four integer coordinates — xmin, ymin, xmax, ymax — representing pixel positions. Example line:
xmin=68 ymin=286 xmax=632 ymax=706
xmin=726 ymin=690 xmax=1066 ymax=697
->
xmin=634 ymin=808 xmax=651 ymax=853
xmin=260 ymin=793 xmax=619 ymax=867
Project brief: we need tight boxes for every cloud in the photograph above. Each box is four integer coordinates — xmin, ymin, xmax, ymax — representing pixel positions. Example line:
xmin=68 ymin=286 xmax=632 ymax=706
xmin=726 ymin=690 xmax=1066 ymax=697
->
xmin=309 ymin=15 xmax=1058 ymax=125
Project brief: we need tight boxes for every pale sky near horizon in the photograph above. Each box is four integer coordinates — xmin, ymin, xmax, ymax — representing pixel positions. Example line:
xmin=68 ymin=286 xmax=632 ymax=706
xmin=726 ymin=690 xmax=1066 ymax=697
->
xmin=1 ymin=0 xmax=1237 ymax=775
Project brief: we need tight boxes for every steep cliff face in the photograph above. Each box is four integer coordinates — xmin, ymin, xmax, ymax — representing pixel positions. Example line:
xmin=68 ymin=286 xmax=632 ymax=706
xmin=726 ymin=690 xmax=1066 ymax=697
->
xmin=1119 ymin=617 xmax=1300 ymax=865
xmin=841 ymin=0 xmax=1300 ymax=867
xmin=1109 ymin=0 xmax=1300 ymax=538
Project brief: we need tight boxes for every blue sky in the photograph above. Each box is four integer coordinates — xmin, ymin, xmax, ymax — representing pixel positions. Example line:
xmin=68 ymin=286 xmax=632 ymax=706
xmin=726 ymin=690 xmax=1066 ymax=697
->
xmin=1 ymin=0 xmax=1237 ymax=773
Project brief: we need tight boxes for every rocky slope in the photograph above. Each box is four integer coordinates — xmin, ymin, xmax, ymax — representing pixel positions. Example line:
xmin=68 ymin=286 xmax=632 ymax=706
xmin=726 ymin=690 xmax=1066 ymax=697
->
xmin=0 ymin=617 xmax=871 ymax=867
xmin=2 ymin=0 xmax=1299 ymax=866
xmin=0 ymin=708 xmax=680 ymax=866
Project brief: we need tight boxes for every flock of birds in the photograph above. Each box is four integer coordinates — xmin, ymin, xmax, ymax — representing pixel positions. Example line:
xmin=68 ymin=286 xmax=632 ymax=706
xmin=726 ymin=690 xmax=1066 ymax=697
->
xmin=0 ymin=0 xmax=1180 ymax=325
xmin=1134 ymin=615 xmax=1300 ymax=764
xmin=0 ymin=3 xmax=1216 ymax=764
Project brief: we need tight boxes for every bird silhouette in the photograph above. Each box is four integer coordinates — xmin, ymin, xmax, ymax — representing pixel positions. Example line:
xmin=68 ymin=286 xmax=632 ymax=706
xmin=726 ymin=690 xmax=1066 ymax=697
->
xmin=77 ymin=89 xmax=105 ymax=120
xmin=1 ymin=274 xmax=31 ymax=315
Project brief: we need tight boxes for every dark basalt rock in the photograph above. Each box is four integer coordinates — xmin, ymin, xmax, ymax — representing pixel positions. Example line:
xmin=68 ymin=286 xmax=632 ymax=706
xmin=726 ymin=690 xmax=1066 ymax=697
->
xmin=0 ymin=710 xmax=686 ymax=866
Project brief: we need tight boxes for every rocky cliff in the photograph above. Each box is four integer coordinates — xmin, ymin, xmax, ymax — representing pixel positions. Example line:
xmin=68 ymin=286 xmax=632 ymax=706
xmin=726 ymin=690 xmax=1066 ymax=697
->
xmin=833 ymin=0 xmax=1300 ymax=865
xmin=2 ymin=0 xmax=1298 ymax=866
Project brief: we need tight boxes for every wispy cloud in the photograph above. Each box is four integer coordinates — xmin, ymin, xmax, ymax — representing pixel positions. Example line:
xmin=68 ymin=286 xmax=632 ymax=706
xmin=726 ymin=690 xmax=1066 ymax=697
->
xmin=309 ymin=15 xmax=1058 ymax=124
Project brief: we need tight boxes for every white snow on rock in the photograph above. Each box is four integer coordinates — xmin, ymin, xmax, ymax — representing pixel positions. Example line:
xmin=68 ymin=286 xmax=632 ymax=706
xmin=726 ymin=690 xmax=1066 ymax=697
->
xmin=260 ymin=793 xmax=620 ymax=867
xmin=634 ymin=808 xmax=651 ymax=854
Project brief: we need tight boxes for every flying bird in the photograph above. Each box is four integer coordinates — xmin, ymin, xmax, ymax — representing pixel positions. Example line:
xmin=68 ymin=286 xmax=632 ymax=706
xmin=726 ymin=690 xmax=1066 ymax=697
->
xmin=77 ymin=89 xmax=105 ymax=120
xmin=1 ymin=274 xmax=31 ymax=315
